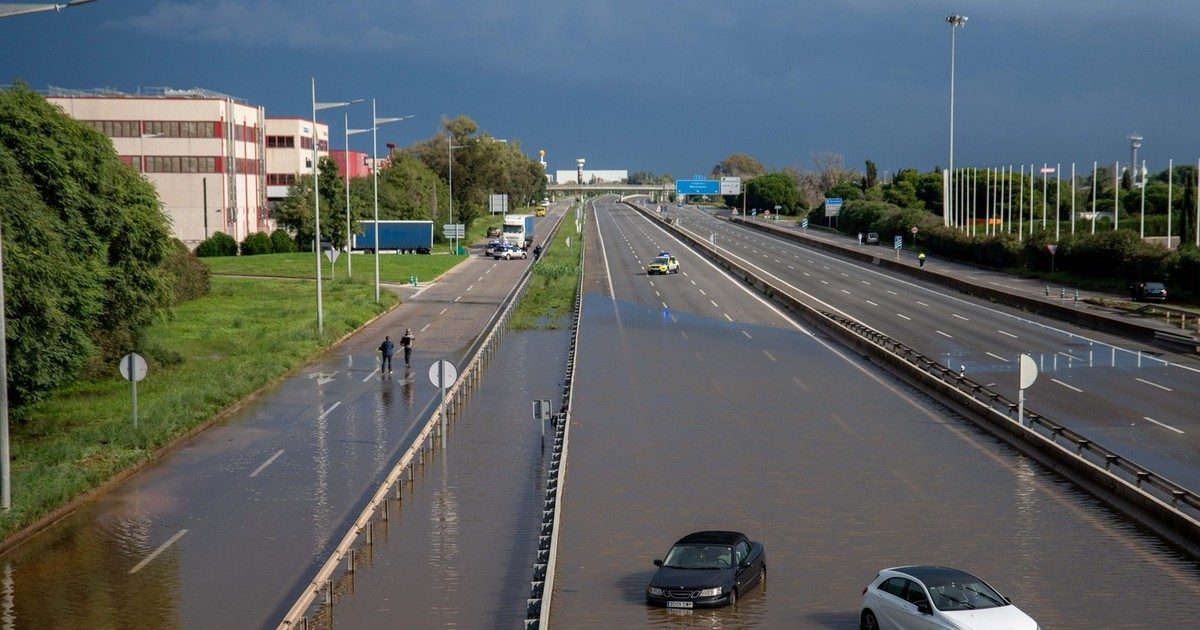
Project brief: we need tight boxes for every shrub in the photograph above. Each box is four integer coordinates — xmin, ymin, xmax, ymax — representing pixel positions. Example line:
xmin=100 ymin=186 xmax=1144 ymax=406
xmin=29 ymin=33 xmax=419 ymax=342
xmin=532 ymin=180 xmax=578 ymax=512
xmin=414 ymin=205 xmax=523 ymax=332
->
xmin=160 ymin=238 xmax=211 ymax=304
xmin=240 ymin=231 xmax=274 ymax=256
xmin=195 ymin=231 xmax=238 ymax=257
xmin=271 ymin=228 xmax=298 ymax=253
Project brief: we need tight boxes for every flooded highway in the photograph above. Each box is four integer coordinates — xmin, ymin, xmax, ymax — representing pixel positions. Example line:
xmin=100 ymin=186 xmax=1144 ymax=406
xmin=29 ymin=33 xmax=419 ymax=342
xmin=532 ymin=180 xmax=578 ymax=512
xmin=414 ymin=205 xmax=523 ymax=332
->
xmin=323 ymin=330 xmax=568 ymax=629
xmin=549 ymin=202 xmax=1200 ymax=628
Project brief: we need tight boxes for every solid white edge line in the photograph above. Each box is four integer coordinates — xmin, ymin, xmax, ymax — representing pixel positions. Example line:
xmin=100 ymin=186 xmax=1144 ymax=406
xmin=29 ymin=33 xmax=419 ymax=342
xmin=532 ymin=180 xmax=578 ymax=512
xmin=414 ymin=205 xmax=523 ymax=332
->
xmin=129 ymin=529 xmax=188 ymax=574
xmin=594 ymin=203 xmax=617 ymax=299
xmin=362 ymin=368 xmax=379 ymax=382
xmin=250 ymin=449 xmax=286 ymax=478
xmin=986 ymin=352 xmax=1010 ymax=362
xmin=936 ymin=330 xmax=954 ymax=339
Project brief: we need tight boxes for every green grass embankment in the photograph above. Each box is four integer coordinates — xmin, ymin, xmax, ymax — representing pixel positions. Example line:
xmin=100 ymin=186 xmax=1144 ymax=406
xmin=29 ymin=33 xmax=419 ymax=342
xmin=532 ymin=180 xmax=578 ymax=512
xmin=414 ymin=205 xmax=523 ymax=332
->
xmin=511 ymin=207 xmax=583 ymax=330
xmin=0 ymin=274 xmax=403 ymax=542
xmin=202 ymin=251 xmax=464 ymax=282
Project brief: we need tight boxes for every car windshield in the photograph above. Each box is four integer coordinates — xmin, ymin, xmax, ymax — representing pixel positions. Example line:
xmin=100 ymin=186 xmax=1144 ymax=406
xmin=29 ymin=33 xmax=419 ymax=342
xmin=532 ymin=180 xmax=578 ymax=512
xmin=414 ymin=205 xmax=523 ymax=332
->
xmin=503 ymin=224 xmax=522 ymax=234
xmin=1145 ymin=282 xmax=1164 ymax=290
xmin=924 ymin=577 xmax=1007 ymax=611
xmin=652 ymin=257 xmax=670 ymax=265
xmin=662 ymin=544 xmax=732 ymax=569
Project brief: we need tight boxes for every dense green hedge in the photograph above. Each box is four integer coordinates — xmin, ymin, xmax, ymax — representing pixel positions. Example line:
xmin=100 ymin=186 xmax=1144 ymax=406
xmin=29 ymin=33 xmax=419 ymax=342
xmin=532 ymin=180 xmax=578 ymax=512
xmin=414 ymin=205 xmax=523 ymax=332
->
xmin=838 ymin=199 xmax=1199 ymax=301
xmin=240 ymin=231 xmax=273 ymax=256
xmin=195 ymin=231 xmax=238 ymax=257
xmin=160 ymin=239 xmax=211 ymax=304
xmin=270 ymin=228 xmax=297 ymax=253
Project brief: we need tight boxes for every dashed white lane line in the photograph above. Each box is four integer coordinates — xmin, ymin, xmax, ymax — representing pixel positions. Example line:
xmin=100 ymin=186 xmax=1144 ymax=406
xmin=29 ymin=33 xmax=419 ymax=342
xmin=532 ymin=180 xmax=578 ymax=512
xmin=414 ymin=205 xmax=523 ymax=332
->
xmin=724 ymin=313 xmax=733 ymax=321
xmin=439 ymin=308 xmax=448 ymax=315
xmin=466 ymin=285 xmax=474 ymax=291
xmin=420 ymin=323 xmax=430 ymax=332
xmin=986 ymin=352 xmax=1010 ymax=362
xmin=362 ymin=368 xmax=380 ymax=382
xmin=841 ymin=289 xmax=851 ymax=295
xmin=129 ymin=529 xmax=188 ymax=574
xmin=318 ymin=401 xmax=342 ymax=420
xmin=655 ymin=290 xmax=661 ymax=297
xmin=477 ymin=276 xmax=484 ymax=282
xmin=250 ymin=449 xmax=285 ymax=478
xmin=820 ymin=280 xmax=830 ymax=285
xmin=1135 ymin=377 xmax=1173 ymax=392
xmin=916 ymin=301 xmax=930 ymax=307
xmin=742 ymin=330 xmax=753 ymax=339
xmin=866 ymin=299 xmax=878 ymax=306
xmin=453 ymin=296 xmax=461 ymax=302
xmin=886 ymin=290 xmax=898 ymax=295
xmin=803 ymin=272 xmax=811 ymax=277
xmin=662 ymin=302 xmax=668 ymax=309
xmin=710 ymin=300 xmax=720 ymax=308
xmin=861 ymin=280 xmax=871 ymax=285
xmin=1050 ymin=378 xmax=1083 ymax=393
xmin=952 ymin=313 xmax=970 ymax=321
xmin=840 ymin=272 xmax=850 ymax=277
xmin=997 ymin=329 xmax=1018 ymax=338
xmin=699 ymin=289 xmax=707 ymax=295
xmin=763 ymin=350 xmax=778 ymax=361
xmin=936 ymin=330 xmax=954 ymax=339
xmin=1143 ymin=416 xmax=1185 ymax=434
xmin=788 ymin=265 xmax=795 ymax=269
xmin=690 ymin=280 xmax=697 ymax=285
xmin=897 ymin=313 xmax=912 ymax=320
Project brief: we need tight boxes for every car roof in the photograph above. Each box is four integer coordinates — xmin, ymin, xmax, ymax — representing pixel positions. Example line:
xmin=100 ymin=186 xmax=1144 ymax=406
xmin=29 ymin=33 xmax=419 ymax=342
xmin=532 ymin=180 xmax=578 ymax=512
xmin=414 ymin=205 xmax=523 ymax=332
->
xmin=888 ymin=565 xmax=978 ymax=585
xmin=674 ymin=531 xmax=747 ymax=546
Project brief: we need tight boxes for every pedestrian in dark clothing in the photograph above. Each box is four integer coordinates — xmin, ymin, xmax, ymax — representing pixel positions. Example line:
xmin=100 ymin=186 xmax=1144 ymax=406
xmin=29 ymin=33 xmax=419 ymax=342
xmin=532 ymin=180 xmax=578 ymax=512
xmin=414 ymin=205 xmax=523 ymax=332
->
xmin=379 ymin=336 xmax=395 ymax=373
xmin=400 ymin=328 xmax=414 ymax=366
xmin=533 ymin=244 xmax=542 ymax=261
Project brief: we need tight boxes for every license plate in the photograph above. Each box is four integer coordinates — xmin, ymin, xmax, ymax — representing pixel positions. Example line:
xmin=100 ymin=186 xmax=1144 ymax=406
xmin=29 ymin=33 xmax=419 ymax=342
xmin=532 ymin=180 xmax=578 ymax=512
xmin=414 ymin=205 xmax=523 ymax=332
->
xmin=667 ymin=601 xmax=694 ymax=609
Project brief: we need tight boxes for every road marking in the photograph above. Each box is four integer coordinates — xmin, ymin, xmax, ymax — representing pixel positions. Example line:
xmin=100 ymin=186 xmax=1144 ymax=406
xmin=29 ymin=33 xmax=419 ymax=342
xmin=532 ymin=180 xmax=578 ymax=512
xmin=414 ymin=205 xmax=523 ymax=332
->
xmin=986 ymin=352 xmax=1009 ymax=362
xmin=997 ymin=329 xmax=1018 ymax=338
xmin=841 ymin=289 xmax=851 ymax=294
xmin=763 ymin=350 xmax=777 ymax=361
xmin=936 ymin=330 xmax=954 ymax=339
xmin=865 ymin=300 xmax=878 ymax=306
xmin=1143 ymin=416 xmax=1184 ymax=434
xmin=655 ymin=290 xmax=660 ymax=297
xmin=774 ymin=259 xmax=781 ymax=263
xmin=420 ymin=323 xmax=430 ymax=332
xmin=594 ymin=206 xmax=617 ymax=298
xmin=952 ymin=313 xmax=970 ymax=321
xmin=1135 ymin=377 xmax=1173 ymax=392
xmin=823 ymin=265 xmax=830 ymax=270
xmin=129 ymin=530 xmax=188 ymax=574
xmin=477 ymin=276 xmax=484 ymax=282
xmin=710 ymin=300 xmax=720 ymax=308
xmin=699 ymin=289 xmax=707 ymax=295
xmin=742 ymin=330 xmax=752 ymax=339
xmin=840 ymin=272 xmax=849 ymax=277
xmin=662 ymin=302 xmax=668 ymax=309
xmin=1058 ymin=351 xmax=1082 ymax=361
xmin=916 ymin=301 xmax=930 ymax=307
xmin=649 ymin=281 xmax=655 ymax=287
xmin=861 ymin=280 xmax=871 ymax=285
xmin=318 ymin=402 xmax=342 ymax=420
xmin=453 ymin=296 xmax=461 ymax=302
xmin=362 ymin=368 xmax=379 ymax=382
xmin=886 ymin=290 xmax=897 ymax=295
xmin=897 ymin=313 xmax=912 ymax=320
xmin=250 ymin=449 xmax=285 ymax=478
xmin=1050 ymin=378 xmax=1083 ymax=393
xmin=439 ymin=308 xmax=448 ymax=315
xmin=466 ymin=284 xmax=474 ymax=291
xmin=820 ymin=280 xmax=830 ymax=285
xmin=788 ymin=265 xmax=795 ymax=269
xmin=724 ymin=313 xmax=733 ymax=321
xmin=690 ymin=280 xmax=696 ymax=285
xmin=803 ymin=272 xmax=811 ymax=277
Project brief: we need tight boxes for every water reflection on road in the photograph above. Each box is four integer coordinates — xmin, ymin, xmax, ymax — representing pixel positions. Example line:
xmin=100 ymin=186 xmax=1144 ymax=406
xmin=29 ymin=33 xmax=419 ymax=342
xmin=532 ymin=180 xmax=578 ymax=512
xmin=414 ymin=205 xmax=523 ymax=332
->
xmin=551 ymin=293 xmax=1200 ymax=628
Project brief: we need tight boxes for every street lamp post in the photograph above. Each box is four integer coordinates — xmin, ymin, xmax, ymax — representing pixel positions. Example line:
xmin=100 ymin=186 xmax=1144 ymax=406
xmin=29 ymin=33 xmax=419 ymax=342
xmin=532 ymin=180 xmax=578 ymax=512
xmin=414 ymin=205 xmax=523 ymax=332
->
xmin=344 ymin=112 xmax=370 ymax=279
xmin=448 ymin=140 xmax=465 ymax=255
xmin=365 ymin=101 xmax=411 ymax=303
xmin=310 ymin=78 xmax=361 ymax=335
xmin=945 ymin=14 xmax=968 ymax=228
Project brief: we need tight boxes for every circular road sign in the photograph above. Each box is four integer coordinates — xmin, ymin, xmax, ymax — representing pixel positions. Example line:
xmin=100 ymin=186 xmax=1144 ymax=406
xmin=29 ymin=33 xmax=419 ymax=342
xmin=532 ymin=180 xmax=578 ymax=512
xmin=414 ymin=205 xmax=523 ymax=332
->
xmin=1019 ymin=354 xmax=1039 ymax=390
xmin=428 ymin=360 xmax=458 ymax=389
xmin=911 ymin=226 xmax=919 ymax=235
xmin=119 ymin=353 xmax=148 ymax=383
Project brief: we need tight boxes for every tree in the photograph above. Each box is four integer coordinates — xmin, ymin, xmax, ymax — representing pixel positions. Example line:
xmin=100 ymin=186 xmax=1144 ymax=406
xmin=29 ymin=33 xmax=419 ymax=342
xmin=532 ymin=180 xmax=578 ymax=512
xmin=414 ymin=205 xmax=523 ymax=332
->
xmin=240 ymin=232 xmax=273 ymax=255
xmin=863 ymin=159 xmax=878 ymax=190
xmin=741 ymin=172 xmax=801 ymax=215
xmin=270 ymin=156 xmax=347 ymax=250
xmin=1 ymin=82 xmax=174 ymax=407
xmin=711 ymin=153 xmax=764 ymax=179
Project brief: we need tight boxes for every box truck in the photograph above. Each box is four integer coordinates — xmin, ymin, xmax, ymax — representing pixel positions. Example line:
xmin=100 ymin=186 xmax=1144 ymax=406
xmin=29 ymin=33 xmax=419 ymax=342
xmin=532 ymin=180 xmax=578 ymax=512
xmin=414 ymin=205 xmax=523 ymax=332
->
xmin=353 ymin=220 xmax=434 ymax=253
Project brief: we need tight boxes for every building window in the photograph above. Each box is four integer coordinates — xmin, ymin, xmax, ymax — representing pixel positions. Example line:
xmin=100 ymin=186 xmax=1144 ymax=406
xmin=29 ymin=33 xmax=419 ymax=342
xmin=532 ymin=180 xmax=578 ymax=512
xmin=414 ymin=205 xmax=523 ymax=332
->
xmin=266 ymin=135 xmax=296 ymax=148
xmin=143 ymin=120 xmax=217 ymax=138
xmin=144 ymin=156 xmax=217 ymax=173
xmin=267 ymin=173 xmax=296 ymax=186
xmin=300 ymin=136 xmax=313 ymax=150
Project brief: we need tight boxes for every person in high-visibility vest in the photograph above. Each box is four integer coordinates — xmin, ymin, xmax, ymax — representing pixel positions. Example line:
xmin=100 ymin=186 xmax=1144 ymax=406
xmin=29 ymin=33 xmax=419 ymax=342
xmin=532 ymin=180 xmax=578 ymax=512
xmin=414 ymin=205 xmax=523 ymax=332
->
xmin=918 ymin=252 xmax=927 ymax=269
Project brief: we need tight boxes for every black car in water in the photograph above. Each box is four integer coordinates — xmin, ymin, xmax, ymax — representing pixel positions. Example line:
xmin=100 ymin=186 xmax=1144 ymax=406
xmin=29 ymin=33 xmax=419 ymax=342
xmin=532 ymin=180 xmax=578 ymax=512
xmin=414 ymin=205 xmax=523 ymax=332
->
xmin=645 ymin=531 xmax=766 ymax=609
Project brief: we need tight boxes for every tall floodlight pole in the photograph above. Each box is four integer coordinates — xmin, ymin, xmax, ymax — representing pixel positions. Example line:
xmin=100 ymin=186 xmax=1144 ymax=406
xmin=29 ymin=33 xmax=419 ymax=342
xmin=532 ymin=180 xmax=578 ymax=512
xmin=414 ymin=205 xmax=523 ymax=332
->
xmin=1114 ymin=161 xmax=1120 ymax=232
xmin=310 ymin=79 xmax=361 ymax=335
xmin=1070 ymin=162 xmax=1076 ymax=234
xmin=366 ymin=102 xmax=412 ymax=303
xmin=1055 ymin=163 xmax=1061 ymax=241
xmin=448 ymin=140 xmax=465 ymax=255
xmin=1140 ymin=160 xmax=1147 ymax=238
xmin=1041 ymin=164 xmax=1048 ymax=229
xmin=1167 ymin=159 xmax=1173 ymax=246
xmin=1018 ymin=165 xmax=1024 ymax=240
xmin=945 ymin=14 xmax=968 ymax=227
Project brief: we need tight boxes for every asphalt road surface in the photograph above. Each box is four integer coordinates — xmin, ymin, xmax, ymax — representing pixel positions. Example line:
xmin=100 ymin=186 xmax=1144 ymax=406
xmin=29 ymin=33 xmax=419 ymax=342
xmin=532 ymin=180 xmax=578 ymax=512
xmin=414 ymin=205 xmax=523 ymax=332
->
xmin=549 ymin=198 xmax=1200 ymax=628
xmin=651 ymin=202 xmax=1200 ymax=493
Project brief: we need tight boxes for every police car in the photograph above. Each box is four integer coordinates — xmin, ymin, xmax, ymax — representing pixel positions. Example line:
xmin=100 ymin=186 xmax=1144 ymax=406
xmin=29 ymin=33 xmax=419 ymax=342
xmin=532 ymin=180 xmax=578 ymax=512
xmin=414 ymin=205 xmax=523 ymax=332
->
xmin=646 ymin=253 xmax=680 ymax=275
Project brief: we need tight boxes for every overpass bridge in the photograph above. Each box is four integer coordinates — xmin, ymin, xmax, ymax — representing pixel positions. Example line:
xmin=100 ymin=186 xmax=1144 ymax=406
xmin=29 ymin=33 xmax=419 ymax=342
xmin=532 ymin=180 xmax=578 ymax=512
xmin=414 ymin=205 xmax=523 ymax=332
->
xmin=546 ymin=183 xmax=672 ymax=201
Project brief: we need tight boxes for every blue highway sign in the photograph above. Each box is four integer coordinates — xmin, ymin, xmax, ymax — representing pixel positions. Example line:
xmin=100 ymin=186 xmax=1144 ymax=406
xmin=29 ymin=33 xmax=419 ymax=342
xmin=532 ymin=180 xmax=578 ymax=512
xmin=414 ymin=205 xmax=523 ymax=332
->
xmin=676 ymin=179 xmax=720 ymax=195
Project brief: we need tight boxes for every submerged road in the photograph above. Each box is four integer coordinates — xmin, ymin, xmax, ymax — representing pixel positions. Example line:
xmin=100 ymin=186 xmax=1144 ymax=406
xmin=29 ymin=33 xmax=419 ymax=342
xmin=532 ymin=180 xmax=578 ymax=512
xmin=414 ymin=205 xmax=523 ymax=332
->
xmin=550 ymin=199 xmax=1200 ymax=627
xmin=0 ymin=204 xmax=568 ymax=628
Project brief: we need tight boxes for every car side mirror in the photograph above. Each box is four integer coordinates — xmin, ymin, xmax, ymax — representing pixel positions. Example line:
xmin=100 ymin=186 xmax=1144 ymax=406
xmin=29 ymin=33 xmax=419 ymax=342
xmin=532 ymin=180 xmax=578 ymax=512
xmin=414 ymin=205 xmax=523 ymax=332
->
xmin=916 ymin=601 xmax=932 ymax=615
xmin=653 ymin=559 xmax=663 ymax=567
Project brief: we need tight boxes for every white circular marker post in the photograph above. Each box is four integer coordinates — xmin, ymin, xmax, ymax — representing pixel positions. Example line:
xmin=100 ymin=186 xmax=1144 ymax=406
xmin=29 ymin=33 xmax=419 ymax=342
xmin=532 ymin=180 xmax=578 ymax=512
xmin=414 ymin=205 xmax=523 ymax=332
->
xmin=1018 ymin=353 xmax=1038 ymax=426
xmin=119 ymin=353 xmax=148 ymax=429
xmin=429 ymin=360 xmax=458 ymax=445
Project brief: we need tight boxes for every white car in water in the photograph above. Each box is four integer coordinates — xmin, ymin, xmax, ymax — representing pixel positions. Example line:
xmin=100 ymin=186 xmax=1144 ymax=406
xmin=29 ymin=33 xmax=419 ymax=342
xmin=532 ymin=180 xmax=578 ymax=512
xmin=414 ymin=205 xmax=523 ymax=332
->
xmin=860 ymin=566 xmax=1038 ymax=630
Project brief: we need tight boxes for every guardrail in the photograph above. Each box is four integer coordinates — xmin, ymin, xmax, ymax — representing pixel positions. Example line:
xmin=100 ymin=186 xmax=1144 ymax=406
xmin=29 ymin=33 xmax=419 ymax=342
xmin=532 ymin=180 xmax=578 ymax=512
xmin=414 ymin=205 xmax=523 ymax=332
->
xmin=524 ymin=201 xmax=587 ymax=629
xmin=277 ymin=205 xmax=574 ymax=629
xmin=628 ymin=202 xmax=1200 ymax=557
xmin=727 ymin=216 xmax=1200 ymax=355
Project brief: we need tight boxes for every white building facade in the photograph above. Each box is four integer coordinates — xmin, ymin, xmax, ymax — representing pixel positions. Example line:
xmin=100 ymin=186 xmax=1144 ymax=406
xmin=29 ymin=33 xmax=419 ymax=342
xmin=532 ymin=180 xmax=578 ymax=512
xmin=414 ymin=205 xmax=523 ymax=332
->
xmin=264 ymin=117 xmax=330 ymax=214
xmin=47 ymin=88 xmax=270 ymax=247
xmin=554 ymin=169 xmax=628 ymax=185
